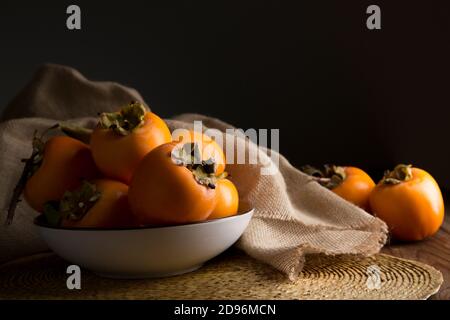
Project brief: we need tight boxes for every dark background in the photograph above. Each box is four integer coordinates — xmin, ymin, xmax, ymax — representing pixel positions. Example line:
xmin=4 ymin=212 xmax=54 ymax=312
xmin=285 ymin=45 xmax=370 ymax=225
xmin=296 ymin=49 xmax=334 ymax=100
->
xmin=1 ymin=0 xmax=449 ymax=189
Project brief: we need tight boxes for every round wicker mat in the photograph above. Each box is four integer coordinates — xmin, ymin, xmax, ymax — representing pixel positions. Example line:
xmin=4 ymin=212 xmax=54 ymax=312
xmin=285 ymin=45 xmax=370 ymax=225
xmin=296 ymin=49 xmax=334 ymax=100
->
xmin=0 ymin=250 xmax=442 ymax=300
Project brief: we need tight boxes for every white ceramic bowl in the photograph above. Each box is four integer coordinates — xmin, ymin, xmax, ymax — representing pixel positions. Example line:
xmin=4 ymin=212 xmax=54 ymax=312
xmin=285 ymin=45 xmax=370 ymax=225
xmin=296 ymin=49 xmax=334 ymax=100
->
xmin=34 ymin=208 xmax=253 ymax=279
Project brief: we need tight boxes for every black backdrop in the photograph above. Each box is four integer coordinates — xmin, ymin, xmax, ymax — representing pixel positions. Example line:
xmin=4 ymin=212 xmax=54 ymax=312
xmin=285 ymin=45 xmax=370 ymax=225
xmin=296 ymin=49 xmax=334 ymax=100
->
xmin=1 ymin=0 xmax=449 ymax=190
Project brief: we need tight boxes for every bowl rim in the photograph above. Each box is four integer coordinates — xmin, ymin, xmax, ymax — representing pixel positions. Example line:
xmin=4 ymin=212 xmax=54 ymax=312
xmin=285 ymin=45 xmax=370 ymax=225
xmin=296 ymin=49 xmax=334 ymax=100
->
xmin=34 ymin=208 xmax=254 ymax=232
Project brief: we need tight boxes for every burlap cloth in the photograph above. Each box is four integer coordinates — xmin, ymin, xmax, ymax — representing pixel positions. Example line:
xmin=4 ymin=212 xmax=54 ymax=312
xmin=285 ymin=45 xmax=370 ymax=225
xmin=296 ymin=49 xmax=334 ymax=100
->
xmin=0 ymin=64 xmax=388 ymax=280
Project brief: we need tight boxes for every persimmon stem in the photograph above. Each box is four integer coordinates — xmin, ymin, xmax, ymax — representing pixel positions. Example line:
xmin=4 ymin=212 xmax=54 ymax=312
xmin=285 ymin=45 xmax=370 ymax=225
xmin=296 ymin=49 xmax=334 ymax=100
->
xmin=5 ymin=124 xmax=59 ymax=226
xmin=5 ymin=151 xmax=38 ymax=225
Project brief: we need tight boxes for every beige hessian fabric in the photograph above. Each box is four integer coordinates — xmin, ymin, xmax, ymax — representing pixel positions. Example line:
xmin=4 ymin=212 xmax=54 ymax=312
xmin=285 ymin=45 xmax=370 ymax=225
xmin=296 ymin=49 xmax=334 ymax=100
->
xmin=0 ymin=64 xmax=388 ymax=280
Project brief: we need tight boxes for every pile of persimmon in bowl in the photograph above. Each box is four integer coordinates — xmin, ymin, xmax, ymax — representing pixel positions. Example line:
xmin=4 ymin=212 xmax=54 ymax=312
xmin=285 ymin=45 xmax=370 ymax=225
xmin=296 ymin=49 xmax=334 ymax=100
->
xmin=8 ymin=102 xmax=252 ymax=278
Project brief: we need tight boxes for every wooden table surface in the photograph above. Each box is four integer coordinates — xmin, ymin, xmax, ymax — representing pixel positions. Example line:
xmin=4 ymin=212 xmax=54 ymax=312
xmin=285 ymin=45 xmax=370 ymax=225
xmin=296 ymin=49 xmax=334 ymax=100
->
xmin=382 ymin=212 xmax=450 ymax=300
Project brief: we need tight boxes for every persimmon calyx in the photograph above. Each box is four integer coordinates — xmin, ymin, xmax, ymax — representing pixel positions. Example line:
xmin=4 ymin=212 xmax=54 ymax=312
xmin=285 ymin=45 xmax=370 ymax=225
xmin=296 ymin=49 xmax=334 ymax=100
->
xmin=29 ymin=123 xmax=61 ymax=173
xmin=43 ymin=181 xmax=101 ymax=227
xmin=192 ymin=167 xmax=228 ymax=189
xmin=381 ymin=164 xmax=413 ymax=185
xmin=98 ymin=101 xmax=147 ymax=136
xmin=301 ymin=164 xmax=347 ymax=190
xmin=171 ymin=142 xmax=227 ymax=189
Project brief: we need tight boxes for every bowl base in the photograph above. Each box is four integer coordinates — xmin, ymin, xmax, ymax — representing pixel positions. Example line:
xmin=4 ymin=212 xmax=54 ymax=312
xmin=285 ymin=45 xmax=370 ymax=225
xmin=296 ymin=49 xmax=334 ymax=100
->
xmin=93 ymin=264 xmax=203 ymax=279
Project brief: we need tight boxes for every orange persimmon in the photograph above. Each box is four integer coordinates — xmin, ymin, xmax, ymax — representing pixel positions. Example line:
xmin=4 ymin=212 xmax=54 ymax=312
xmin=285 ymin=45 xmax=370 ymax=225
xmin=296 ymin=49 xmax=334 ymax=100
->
xmin=128 ymin=142 xmax=224 ymax=225
xmin=301 ymin=165 xmax=375 ymax=211
xmin=208 ymin=178 xmax=239 ymax=219
xmin=172 ymin=129 xmax=225 ymax=175
xmin=369 ymin=164 xmax=444 ymax=241
xmin=53 ymin=180 xmax=138 ymax=228
xmin=23 ymin=135 xmax=100 ymax=213
xmin=90 ymin=101 xmax=172 ymax=184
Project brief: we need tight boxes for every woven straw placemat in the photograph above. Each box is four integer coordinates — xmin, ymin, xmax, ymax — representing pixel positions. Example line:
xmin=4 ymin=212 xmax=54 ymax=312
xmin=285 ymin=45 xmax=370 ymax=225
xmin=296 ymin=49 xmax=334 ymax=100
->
xmin=0 ymin=250 xmax=442 ymax=300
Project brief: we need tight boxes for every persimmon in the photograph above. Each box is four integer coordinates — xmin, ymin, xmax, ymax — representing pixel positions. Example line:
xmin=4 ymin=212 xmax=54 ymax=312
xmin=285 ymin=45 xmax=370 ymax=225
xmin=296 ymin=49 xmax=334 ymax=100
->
xmin=43 ymin=180 xmax=138 ymax=228
xmin=172 ymin=129 xmax=225 ymax=175
xmin=20 ymin=133 xmax=99 ymax=214
xmin=128 ymin=142 xmax=227 ymax=225
xmin=209 ymin=179 xmax=239 ymax=219
xmin=90 ymin=101 xmax=172 ymax=184
xmin=369 ymin=164 xmax=444 ymax=241
xmin=301 ymin=165 xmax=375 ymax=211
